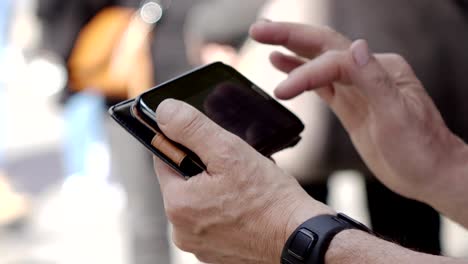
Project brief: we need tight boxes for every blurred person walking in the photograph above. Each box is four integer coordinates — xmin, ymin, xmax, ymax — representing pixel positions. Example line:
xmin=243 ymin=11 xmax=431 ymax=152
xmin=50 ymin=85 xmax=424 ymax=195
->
xmin=0 ymin=0 xmax=30 ymax=229
xmin=36 ymin=0 xmax=179 ymax=263
xmin=183 ymin=0 xmax=267 ymax=67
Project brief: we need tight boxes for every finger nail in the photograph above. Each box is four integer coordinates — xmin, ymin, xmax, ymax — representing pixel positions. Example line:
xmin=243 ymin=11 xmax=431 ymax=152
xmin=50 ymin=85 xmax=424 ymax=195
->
xmin=352 ymin=40 xmax=370 ymax=67
xmin=250 ymin=18 xmax=271 ymax=32
xmin=274 ymin=81 xmax=290 ymax=99
xmin=156 ymin=99 xmax=179 ymax=125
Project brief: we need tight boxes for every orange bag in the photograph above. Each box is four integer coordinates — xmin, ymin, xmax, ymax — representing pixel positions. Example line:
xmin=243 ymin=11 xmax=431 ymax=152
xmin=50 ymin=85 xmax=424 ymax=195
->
xmin=68 ymin=6 xmax=155 ymax=100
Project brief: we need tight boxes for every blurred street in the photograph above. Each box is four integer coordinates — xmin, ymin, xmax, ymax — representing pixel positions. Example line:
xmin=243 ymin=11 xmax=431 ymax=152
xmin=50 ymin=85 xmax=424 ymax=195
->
xmin=1 ymin=0 xmax=468 ymax=263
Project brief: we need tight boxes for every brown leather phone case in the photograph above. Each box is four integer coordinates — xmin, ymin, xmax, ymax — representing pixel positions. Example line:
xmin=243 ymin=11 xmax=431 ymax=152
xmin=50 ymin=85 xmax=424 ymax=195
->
xmin=109 ymin=99 xmax=203 ymax=178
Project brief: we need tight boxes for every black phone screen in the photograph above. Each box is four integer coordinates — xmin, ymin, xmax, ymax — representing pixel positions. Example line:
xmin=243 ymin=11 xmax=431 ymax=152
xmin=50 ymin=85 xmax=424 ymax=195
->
xmin=137 ymin=62 xmax=304 ymax=155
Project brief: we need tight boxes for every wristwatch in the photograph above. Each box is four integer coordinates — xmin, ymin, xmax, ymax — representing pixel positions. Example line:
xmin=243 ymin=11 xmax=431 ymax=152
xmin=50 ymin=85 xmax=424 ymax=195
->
xmin=281 ymin=213 xmax=372 ymax=264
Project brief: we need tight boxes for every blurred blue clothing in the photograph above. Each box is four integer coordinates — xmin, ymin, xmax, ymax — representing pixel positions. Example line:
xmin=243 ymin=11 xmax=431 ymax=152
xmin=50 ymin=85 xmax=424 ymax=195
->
xmin=0 ymin=84 xmax=6 ymax=168
xmin=0 ymin=0 xmax=12 ymax=46
xmin=0 ymin=0 xmax=12 ymax=167
xmin=63 ymin=92 xmax=106 ymax=177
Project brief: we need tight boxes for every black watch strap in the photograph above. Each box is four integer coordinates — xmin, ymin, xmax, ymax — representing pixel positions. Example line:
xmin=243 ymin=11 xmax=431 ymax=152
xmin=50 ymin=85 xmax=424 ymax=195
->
xmin=281 ymin=213 xmax=372 ymax=264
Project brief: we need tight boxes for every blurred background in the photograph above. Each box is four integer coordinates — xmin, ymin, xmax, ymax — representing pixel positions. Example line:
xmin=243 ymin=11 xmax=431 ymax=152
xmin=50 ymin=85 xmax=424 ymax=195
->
xmin=1 ymin=0 xmax=468 ymax=263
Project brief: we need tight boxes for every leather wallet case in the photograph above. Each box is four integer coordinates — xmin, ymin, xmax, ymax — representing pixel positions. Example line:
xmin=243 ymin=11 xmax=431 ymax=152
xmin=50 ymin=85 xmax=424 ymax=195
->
xmin=109 ymin=99 xmax=302 ymax=178
xmin=109 ymin=99 xmax=201 ymax=178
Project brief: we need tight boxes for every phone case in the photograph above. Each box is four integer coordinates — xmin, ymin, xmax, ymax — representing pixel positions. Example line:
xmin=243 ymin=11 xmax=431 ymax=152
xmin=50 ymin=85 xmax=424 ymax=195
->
xmin=109 ymin=99 xmax=198 ymax=178
xmin=109 ymin=99 xmax=302 ymax=178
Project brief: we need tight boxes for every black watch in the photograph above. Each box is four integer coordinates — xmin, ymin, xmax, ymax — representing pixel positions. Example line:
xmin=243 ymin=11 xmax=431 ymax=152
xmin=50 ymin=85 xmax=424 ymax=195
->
xmin=281 ymin=213 xmax=372 ymax=264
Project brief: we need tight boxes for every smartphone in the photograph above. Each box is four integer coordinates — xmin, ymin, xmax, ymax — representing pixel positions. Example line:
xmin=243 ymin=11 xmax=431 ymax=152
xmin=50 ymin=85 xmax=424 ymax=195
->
xmin=110 ymin=62 xmax=304 ymax=177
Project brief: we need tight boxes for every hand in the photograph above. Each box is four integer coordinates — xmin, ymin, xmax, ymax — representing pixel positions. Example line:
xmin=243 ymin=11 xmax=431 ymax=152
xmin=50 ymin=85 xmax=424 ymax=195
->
xmin=153 ymin=99 xmax=333 ymax=263
xmin=249 ymin=21 xmax=468 ymax=202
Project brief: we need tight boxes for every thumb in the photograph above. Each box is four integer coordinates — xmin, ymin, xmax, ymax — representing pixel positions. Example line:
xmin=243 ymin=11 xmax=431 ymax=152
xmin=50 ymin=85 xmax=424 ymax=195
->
xmin=155 ymin=99 xmax=251 ymax=171
xmin=346 ymin=40 xmax=398 ymax=107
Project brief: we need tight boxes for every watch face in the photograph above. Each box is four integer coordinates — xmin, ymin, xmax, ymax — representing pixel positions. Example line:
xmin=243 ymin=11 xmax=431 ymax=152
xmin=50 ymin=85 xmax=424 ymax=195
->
xmin=281 ymin=214 xmax=373 ymax=264
xmin=287 ymin=228 xmax=317 ymax=261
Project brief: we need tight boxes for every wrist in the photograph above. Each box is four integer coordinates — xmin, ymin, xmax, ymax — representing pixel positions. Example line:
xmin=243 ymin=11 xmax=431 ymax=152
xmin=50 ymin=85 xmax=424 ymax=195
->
xmin=400 ymin=126 xmax=468 ymax=203
xmin=423 ymin=136 xmax=468 ymax=225
xmin=325 ymin=229 xmax=430 ymax=264
xmin=441 ymin=137 xmax=468 ymax=183
xmin=276 ymin=192 xmax=334 ymax=262
xmin=283 ymin=199 xmax=335 ymax=242
xmin=324 ymin=229 xmax=370 ymax=264
xmin=426 ymin=133 xmax=468 ymax=201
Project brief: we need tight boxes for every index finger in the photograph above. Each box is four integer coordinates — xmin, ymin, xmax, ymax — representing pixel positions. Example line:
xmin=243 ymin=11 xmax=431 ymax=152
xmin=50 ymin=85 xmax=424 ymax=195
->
xmin=249 ymin=21 xmax=351 ymax=58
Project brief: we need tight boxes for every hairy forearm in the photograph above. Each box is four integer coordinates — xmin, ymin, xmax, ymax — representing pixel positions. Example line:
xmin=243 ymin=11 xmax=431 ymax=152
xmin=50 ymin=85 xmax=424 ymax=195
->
xmin=326 ymin=230 xmax=467 ymax=264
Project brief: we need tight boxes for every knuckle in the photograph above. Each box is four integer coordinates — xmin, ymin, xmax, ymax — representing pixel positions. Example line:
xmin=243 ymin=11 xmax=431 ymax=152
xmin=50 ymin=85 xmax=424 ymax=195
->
xmin=195 ymin=253 xmax=213 ymax=263
xmin=390 ymin=54 xmax=416 ymax=78
xmin=217 ymin=136 xmax=238 ymax=156
xmin=165 ymin=205 xmax=179 ymax=224
xmin=383 ymin=53 xmax=414 ymax=75
xmin=214 ymin=135 xmax=247 ymax=167
xmin=370 ymin=70 xmax=393 ymax=88
xmin=323 ymin=49 xmax=344 ymax=60
xmin=386 ymin=53 xmax=408 ymax=66
xmin=321 ymin=25 xmax=334 ymax=33
xmin=178 ymin=109 xmax=206 ymax=139
xmin=212 ymin=136 xmax=262 ymax=182
xmin=172 ymin=231 xmax=191 ymax=252
xmin=378 ymin=53 xmax=417 ymax=84
xmin=320 ymin=26 xmax=349 ymax=50
xmin=165 ymin=199 xmax=188 ymax=225
xmin=321 ymin=25 xmax=340 ymax=39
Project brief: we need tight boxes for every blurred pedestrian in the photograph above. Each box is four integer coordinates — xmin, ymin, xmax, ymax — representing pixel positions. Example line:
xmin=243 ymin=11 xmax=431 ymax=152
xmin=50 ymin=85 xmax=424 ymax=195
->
xmin=37 ymin=0 xmax=171 ymax=263
xmin=0 ymin=0 xmax=30 ymax=229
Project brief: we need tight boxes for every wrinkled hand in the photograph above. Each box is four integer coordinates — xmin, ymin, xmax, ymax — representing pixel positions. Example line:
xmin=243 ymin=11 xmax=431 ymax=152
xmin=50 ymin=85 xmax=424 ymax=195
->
xmin=153 ymin=99 xmax=332 ymax=264
xmin=250 ymin=21 xmax=467 ymax=202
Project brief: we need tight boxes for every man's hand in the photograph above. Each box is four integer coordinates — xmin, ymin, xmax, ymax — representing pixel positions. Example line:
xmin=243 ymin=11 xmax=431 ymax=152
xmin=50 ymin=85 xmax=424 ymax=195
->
xmin=250 ymin=21 xmax=468 ymax=226
xmin=153 ymin=99 xmax=333 ymax=264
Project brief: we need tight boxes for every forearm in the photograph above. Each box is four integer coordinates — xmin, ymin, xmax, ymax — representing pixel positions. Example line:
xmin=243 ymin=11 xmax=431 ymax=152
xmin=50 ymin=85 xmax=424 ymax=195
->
xmin=426 ymin=137 xmax=468 ymax=228
xmin=326 ymin=230 xmax=467 ymax=264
